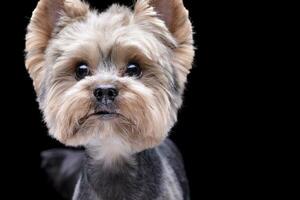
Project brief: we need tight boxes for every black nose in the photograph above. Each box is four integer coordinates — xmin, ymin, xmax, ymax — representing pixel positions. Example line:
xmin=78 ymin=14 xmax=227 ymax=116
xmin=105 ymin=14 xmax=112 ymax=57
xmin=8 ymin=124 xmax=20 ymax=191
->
xmin=94 ymin=85 xmax=118 ymax=104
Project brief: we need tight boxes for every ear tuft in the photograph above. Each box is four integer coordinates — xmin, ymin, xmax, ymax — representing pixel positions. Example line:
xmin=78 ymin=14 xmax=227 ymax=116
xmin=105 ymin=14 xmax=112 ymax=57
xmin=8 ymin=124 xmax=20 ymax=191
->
xmin=148 ymin=0 xmax=193 ymax=45
xmin=135 ymin=0 xmax=195 ymax=85
xmin=25 ymin=0 xmax=89 ymax=93
xmin=64 ymin=0 xmax=90 ymax=18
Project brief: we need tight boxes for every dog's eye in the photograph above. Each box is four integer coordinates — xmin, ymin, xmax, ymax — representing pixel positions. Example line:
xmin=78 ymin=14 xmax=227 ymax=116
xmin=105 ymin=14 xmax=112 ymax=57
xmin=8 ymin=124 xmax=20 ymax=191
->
xmin=125 ymin=63 xmax=142 ymax=78
xmin=75 ymin=63 xmax=90 ymax=80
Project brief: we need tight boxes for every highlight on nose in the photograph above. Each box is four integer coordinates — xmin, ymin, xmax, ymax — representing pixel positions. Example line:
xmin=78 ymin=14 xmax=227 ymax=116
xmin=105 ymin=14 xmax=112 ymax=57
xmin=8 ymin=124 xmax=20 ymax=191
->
xmin=94 ymin=85 xmax=118 ymax=104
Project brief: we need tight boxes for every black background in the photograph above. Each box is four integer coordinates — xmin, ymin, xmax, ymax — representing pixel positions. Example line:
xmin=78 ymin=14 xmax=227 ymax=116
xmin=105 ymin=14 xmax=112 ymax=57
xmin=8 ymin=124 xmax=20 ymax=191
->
xmin=1 ymin=0 xmax=264 ymax=199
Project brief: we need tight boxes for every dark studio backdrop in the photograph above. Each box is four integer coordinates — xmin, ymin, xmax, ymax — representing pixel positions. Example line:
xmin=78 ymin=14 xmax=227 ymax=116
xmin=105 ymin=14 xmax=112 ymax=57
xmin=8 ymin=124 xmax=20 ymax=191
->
xmin=0 ymin=0 xmax=260 ymax=199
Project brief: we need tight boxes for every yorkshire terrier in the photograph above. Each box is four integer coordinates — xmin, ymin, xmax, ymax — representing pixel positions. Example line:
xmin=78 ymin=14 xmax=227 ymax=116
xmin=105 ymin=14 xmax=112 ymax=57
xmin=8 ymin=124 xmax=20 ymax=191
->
xmin=25 ymin=0 xmax=194 ymax=199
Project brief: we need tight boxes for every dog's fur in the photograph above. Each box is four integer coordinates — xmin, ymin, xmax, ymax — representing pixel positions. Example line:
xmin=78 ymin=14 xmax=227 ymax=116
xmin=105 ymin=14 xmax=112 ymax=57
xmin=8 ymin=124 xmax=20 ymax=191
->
xmin=25 ymin=0 xmax=194 ymax=199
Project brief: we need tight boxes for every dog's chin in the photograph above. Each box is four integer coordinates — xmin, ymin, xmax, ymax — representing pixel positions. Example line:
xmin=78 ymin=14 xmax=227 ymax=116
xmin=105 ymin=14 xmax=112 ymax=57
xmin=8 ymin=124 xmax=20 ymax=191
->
xmin=58 ymin=111 xmax=129 ymax=147
xmin=56 ymin=113 xmax=164 ymax=152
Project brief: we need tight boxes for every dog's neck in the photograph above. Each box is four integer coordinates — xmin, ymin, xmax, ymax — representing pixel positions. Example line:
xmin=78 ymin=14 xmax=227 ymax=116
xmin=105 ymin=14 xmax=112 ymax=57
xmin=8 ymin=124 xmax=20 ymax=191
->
xmin=78 ymin=140 xmax=163 ymax=200
xmin=86 ymin=136 xmax=134 ymax=169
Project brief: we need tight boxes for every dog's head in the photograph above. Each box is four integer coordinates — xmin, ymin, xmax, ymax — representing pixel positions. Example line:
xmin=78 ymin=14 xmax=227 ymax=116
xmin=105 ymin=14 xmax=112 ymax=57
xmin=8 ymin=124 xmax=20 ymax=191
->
xmin=25 ymin=0 xmax=194 ymax=153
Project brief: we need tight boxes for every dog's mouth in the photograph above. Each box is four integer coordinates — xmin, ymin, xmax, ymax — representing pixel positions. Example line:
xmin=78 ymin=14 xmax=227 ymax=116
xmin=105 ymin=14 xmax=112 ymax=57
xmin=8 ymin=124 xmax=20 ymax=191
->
xmin=93 ymin=109 xmax=119 ymax=120
xmin=78 ymin=106 xmax=135 ymax=129
xmin=79 ymin=108 xmax=119 ymax=125
xmin=96 ymin=111 xmax=112 ymax=115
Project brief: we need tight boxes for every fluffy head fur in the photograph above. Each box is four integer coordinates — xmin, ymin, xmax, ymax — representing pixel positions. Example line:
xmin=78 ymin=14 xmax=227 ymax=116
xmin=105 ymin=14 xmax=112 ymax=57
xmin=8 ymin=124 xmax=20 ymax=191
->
xmin=25 ymin=0 xmax=194 ymax=156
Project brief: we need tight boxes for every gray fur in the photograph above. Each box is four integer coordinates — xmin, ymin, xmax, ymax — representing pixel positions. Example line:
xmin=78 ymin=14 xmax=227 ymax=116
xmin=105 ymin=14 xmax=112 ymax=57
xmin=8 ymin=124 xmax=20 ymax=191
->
xmin=42 ymin=139 xmax=189 ymax=200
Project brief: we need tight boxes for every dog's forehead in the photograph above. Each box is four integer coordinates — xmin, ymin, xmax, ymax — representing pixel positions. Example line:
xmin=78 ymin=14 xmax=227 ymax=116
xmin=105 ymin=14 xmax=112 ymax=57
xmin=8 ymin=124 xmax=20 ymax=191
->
xmin=54 ymin=5 xmax=175 ymax=61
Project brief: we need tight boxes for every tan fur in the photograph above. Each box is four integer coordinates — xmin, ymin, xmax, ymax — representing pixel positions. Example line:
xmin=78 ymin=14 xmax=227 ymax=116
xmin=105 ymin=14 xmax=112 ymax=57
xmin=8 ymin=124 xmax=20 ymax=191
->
xmin=25 ymin=0 xmax=89 ymax=93
xmin=136 ymin=0 xmax=194 ymax=87
xmin=25 ymin=0 xmax=194 ymax=157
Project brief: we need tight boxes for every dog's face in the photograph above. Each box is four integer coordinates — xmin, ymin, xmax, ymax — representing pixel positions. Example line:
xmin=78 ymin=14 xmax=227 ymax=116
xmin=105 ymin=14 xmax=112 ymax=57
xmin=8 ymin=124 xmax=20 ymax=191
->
xmin=25 ymin=0 xmax=194 ymax=153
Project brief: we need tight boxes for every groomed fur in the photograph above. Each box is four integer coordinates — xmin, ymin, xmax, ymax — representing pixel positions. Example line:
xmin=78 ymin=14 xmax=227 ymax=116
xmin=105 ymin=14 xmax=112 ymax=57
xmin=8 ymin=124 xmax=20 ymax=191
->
xmin=26 ymin=0 xmax=195 ymax=199
xmin=25 ymin=0 xmax=194 ymax=158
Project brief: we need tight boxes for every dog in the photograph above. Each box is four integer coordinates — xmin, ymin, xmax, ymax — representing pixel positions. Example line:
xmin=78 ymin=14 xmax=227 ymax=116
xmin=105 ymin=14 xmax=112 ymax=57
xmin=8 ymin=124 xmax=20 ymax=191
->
xmin=25 ymin=0 xmax=194 ymax=199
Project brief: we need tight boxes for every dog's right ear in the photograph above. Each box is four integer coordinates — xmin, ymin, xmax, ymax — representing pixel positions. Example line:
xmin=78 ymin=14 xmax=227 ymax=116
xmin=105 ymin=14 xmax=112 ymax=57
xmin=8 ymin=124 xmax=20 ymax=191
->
xmin=25 ymin=0 xmax=89 ymax=94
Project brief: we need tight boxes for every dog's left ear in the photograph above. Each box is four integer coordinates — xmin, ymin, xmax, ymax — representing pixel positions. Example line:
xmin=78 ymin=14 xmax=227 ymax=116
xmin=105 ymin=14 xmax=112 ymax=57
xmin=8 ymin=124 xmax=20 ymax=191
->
xmin=149 ymin=0 xmax=192 ymax=43
xmin=25 ymin=0 xmax=89 ymax=94
xmin=135 ymin=0 xmax=194 ymax=86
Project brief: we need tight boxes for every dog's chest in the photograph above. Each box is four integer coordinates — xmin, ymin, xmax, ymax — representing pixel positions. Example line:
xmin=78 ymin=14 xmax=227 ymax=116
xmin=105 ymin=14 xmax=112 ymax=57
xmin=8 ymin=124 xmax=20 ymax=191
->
xmin=72 ymin=141 xmax=187 ymax=200
xmin=74 ymin=150 xmax=164 ymax=200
